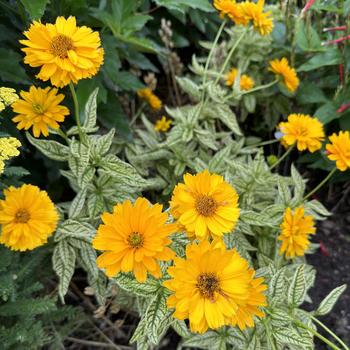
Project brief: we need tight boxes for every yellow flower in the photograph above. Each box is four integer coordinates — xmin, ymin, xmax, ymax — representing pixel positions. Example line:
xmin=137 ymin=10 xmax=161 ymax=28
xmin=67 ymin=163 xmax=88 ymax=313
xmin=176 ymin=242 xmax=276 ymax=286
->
xmin=0 ymin=184 xmax=59 ymax=251
xmin=155 ymin=116 xmax=172 ymax=132
xmin=326 ymin=131 xmax=350 ymax=171
xmin=278 ymin=207 xmax=316 ymax=259
xmin=170 ymin=170 xmax=240 ymax=240
xmin=269 ymin=57 xmax=299 ymax=93
xmin=240 ymin=0 xmax=274 ymax=36
xmin=11 ymin=86 xmax=69 ymax=138
xmin=213 ymin=0 xmax=248 ymax=25
xmin=92 ymin=197 xmax=176 ymax=283
xmin=0 ymin=137 xmax=21 ymax=175
xmin=137 ymin=88 xmax=162 ymax=110
xmin=226 ymin=68 xmax=255 ymax=91
xmin=164 ymin=240 xmax=267 ymax=333
xmin=20 ymin=16 xmax=104 ymax=87
xmin=278 ymin=114 xmax=325 ymax=152
xmin=0 ymin=87 xmax=18 ymax=112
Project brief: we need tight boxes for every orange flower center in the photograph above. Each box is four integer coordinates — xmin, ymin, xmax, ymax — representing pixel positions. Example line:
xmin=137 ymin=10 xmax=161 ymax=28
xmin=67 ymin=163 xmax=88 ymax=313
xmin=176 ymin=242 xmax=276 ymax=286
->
xmin=197 ymin=273 xmax=220 ymax=300
xmin=15 ymin=209 xmax=30 ymax=223
xmin=127 ymin=232 xmax=144 ymax=249
xmin=195 ymin=195 xmax=218 ymax=216
xmin=50 ymin=35 xmax=74 ymax=58
xmin=32 ymin=103 xmax=44 ymax=114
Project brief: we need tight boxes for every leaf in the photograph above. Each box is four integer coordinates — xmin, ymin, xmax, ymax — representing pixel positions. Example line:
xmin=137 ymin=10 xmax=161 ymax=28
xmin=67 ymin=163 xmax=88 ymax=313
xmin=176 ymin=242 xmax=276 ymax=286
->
xmin=288 ymin=265 xmax=306 ymax=307
xmin=291 ymin=164 xmax=306 ymax=201
xmin=27 ymin=133 xmax=69 ymax=161
xmin=78 ymin=242 xmax=99 ymax=281
xmin=176 ymin=77 xmax=201 ymax=101
xmin=0 ymin=49 xmax=30 ymax=84
xmin=154 ymin=0 xmax=213 ymax=12
xmin=83 ymin=88 xmax=99 ymax=129
xmin=20 ymin=0 xmax=49 ymax=19
xmin=315 ymin=284 xmax=347 ymax=316
xmin=274 ymin=327 xmax=312 ymax=347
xmin=114 ymin=274 xmax=160 ymax=297
xmin=182 ymin=331 xmax=221 ymax=348
xmin=92 ymin=129 xmax=115 ymax=157
xmin=55 ymin=220 xmax=96 ymax=243
xmin=296 ymin=21 xmax=322 ymax=51
xmin=68 ymin=188 xmax=88 ymax=219
xmin=268 ymin=269 xmax=286 ymax=304
xmin=314 ymin=102 xmax=339 ymax=124
xmin=240 ymin=210 xmax=276 ymax=228
xmin=298 ymin=49 xmax=341 ymax=71
xmin=214 ymin=104 xmax=243 ymax=136
xmin=172 ymin=320 xmax=191 ymax=338
xmin=277 ymin=177 xmax=292 ymax=205
xmin=52 ymin=240 xmax=76 ymax=303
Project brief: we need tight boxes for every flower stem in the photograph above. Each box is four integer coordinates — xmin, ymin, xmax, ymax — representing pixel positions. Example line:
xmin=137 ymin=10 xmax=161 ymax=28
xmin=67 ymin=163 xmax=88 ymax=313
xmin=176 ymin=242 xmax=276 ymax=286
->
xmin=69 ymin=82 xmax=83 ymax=140
xmin=269 ymin=145 xmax=294 ymax=170
xmin=262 ymin=319 xmax=278 ymax=350
xmin=241 ymin=79 xmax=279 ymax=95
xmin=293 ymin=319 xmax=343 ymax=350
xmin=214 ymin=28 xmax=247 ymax=86
xmin=57 ymin=129 xmax=69 ymax=144
xmin=303 ymin=168 xmax=337 ymax=201
xmin=310 ymin=315 xmax=350 ymax=350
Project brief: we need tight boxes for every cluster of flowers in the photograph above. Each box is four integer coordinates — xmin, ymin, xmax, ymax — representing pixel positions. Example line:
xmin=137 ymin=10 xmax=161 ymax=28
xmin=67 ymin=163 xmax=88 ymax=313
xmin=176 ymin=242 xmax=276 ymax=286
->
xmin=0 ymin=137 xmax=21 ymax=174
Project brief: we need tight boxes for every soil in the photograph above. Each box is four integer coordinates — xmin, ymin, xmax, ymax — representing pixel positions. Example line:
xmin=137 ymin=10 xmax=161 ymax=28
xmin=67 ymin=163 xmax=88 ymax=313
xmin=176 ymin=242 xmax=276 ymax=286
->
xmin=307 ymin=202 xmax=350 ymax=349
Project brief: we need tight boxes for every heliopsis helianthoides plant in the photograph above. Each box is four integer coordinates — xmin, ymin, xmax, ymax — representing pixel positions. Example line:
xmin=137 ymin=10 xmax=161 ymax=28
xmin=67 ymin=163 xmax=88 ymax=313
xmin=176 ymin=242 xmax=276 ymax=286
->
xmin=170 ymin=170 xmax=240 ymax=240
xmin=269 ymin=57 xmax=300 ymax=93
xmin=93 ymin=198 xmax=176 ymax=282
xmin=0 ymin=184 xmax=58 ymax=251
xmin=20 ymin=16 xmax=104 ymax=87
xmin=11 ymin=86 xmax=69 ymax=137
xmin=164 ymin=240 xmax=267 ymax=333
xmin=278 ymin=207 xmax=316 ymax=259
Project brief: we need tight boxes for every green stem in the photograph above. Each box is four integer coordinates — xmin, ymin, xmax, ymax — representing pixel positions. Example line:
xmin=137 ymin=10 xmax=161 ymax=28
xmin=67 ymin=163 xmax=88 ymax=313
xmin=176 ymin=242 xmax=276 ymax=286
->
xmin=130 ymin=102 xmax=146 ymax=126
xmin=69 ymin=82 xmax=82 ymax=129
xmin=269 ymin=145 xmax=294 ymax=170
xmin=310 ymin=315 xmax=350 ymax=350
xmin=214 ymin=28 xmax=247 ymax=86
xmin=57 ymin=129 xmax=69 ymax=144
xmin=262 ymin=319 xmax=277 ymax=350
xmin=201 ymin=20 xmax=227 ymax=98
xmin=303 ymin=168 xmax=337 ymax=201
xmin=241 ymin=79 xmax=279 ymax=95
xmin=294 ymin=319 xmax=343 ymax=350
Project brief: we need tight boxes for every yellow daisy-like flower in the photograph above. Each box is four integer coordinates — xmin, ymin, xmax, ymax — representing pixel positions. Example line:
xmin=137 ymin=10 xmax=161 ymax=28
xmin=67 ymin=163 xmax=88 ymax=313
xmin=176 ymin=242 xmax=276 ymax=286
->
xmin=92 ymin=197 xmax=176 ymax=283
xmin=240 ymin=0 xmax=274 ymax=36
xmin=155 ymin=116 xmax=172 ymax=132
xmin=0 ymin=137 xmax=21 ymax=175
xmin=213 ymin=0 xmax=248 ymax=25
xmin=11 ymin=86 xmax=69 ymax=138
xmin=0 ymin=184 xmax=59 ymax=251
xmin=20 ymin=16 xmax=104 ymax=88
xmin=278 ymin=207 xmax=316 ymax=259
xmin=326 ymin=131 xmax=350 ymax=171
xmin=0 ymin=87 xmax=18 ymax=112
xmin=164 ymin=240 xmax=267 ymax=334
xmin=170 ymin=170 xmax=240 ymax=240
xmin=278 ymin=114 xmax=325 ymax=152
xmin=226 ymin=68 xmax=255 ymax=91
xmin=269 ymin=57 xmax=299 ymax=93
xmin=137 ymin=88 xmax=162 ymax=111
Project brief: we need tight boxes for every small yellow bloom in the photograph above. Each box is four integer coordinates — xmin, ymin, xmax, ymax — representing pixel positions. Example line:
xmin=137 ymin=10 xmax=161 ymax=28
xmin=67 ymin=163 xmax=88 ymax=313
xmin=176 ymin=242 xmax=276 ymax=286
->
xmin=213 ymin=0 xmax=248 ymax=25
xmin=12 ymin=86 xmax=69 ymax=138
xmin=0 ymin=87 xmax=18 ymax=112
xmin=278 ymin=114 xmax=325 ymax=152
xmin=137 ymin=88 xmax=162 ymax=110
xmin=0 ymin=184 xmax=59 ymax=251
xmin=20 ymin=16 xmax=104 ymax=87
xmin=326 ymin=131 xmax=350 ymax=171
xmin=278 ymin=207 xmax=316 ymax=259
xmin=269 ymin=57 xmax=299 ymax=93
xmin=93 ymin=198 xmax=176 ymax=283
xmin=226 ymin=68 xmax=255 ymax=91
xmin=164 ymin=240 xmax=267 ymax=334
xmin=240 ymin=0 xmax=274 ymax=36
xmin=170 ymin=170 xmax=240 ymax=240
xmin=0 ymin=137 xmax=21 ymax=175
xmin=155 ymin=116 xmax=172 ymax=132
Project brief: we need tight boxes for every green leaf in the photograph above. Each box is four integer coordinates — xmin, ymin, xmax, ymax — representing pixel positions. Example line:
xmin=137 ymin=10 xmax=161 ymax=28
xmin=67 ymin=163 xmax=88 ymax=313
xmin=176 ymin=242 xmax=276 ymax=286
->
xmin=182 ymin=331 xmax=221 ymax=348
xmin=298 ymin=49 xmax=341 ymax=71
xmin=274 ymin=327 xmax=312 ymax=347
xmin=154 ymin=0 xmax=213 ymax=12
xmin=172 ymin=320 xmax=191 ymax=338
xmin=55 ymin=220 xmax=96 ymax=243
xmin=68 ymin=188 xmax=88 ymax=219
xmin=269 ymin=269 xmax=286 ymax=304
xmin=52 ymin=240 xmax=76 ymax=303
xmin=315 ymin=284 xmax=347 ymax=316
xmin=296 ymin=21 xmax=322 ymax=51
xmin=83 ymin=88 xmax=99 ymax=129
xmin=288 ymin=265 xmax=306 ymax=307
xmin=78 ymin=242 xmax=99 ymax=281
xmin=114 ymin=274 xmax=160 ymax=297
xmin=92 ymin=129 xmax=115 ymax=157
xmin=27 ymin=133 xmax=69 ymax=161
xmin=176 ymin=77 xmax=201 ymax=101
xmin=0 ymin=49 xmax=30 ymax=84
xmin=214 ymin=104 xmax=242 ymax=136
xmin=291 ymin=164 xmax=306 ymax=201
xmin=314 ymin=102 xmax=338 ymax=124
xmin=0 ymin=298 xmax=55 ymax=316
xmin=20 ymin=0 xmax=49 ymax=19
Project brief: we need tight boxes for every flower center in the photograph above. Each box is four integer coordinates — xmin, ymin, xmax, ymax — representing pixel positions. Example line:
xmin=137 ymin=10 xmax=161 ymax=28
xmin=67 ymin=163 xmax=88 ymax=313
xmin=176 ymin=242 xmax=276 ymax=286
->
xmin=32 ymin=103 xmax=44 ymax=114
xmin=195 ymin=195 xmax=218 ymax=216
xmin=127 ymin=232 xmax=144 ymax=249
xmin=50 ymin=35 xmax=74 ymax=58
xmin=14 ymin=209 xmax=30 ymax=223
xmin=197 ymin=273 xmax=220 ymax=300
